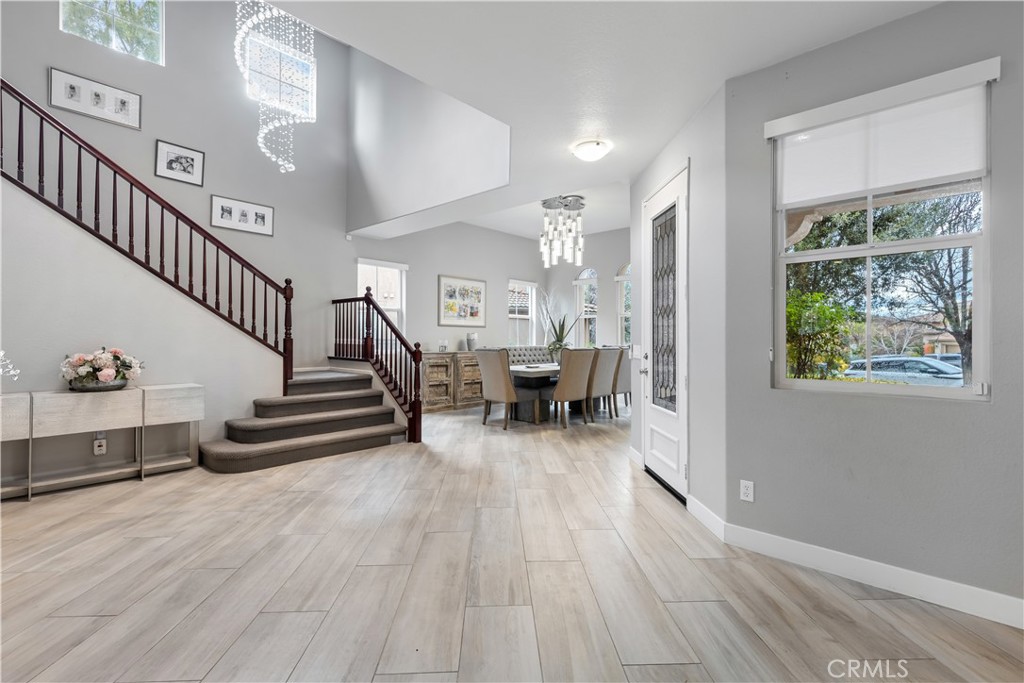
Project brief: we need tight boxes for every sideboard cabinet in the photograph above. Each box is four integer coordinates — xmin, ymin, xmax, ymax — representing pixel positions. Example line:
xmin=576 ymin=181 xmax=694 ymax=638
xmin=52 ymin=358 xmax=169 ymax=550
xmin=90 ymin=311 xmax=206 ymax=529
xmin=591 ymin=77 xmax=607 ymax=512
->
xmin=422 ymin=352 xmax=483 ymax=412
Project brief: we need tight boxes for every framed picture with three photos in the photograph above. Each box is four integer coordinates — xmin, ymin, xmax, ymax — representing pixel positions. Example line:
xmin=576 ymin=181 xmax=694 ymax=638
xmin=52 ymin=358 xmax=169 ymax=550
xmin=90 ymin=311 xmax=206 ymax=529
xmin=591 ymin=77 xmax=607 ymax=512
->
xmin=48 ymin=67 xmax=141 ymax=130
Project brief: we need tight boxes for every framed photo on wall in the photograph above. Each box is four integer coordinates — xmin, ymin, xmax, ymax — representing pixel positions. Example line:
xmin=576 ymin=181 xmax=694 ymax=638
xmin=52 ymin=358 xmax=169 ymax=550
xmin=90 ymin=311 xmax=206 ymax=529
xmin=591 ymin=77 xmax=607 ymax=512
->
xmin=438 ymin=275 xmax=486 ymax=327
xmin=155 ymin=140 xmax=205 ymax=186
xmin=210 ymin=195 xmax=273 ymax=236
xmin=48 ymin=68 xmax=141 ymax=130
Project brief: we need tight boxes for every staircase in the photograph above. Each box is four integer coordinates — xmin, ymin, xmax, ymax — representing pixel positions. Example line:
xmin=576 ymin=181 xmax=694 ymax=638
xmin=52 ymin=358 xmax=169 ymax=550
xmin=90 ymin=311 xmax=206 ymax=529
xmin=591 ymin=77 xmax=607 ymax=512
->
xmin=200 ymin=369 xmax=407 ymax=473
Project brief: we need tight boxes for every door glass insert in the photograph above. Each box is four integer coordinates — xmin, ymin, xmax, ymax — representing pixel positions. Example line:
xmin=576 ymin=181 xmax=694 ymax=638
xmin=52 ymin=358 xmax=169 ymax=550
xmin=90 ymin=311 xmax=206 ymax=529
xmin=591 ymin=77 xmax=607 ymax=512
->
xmin=652 ymin=204 xmax=677 ymax=412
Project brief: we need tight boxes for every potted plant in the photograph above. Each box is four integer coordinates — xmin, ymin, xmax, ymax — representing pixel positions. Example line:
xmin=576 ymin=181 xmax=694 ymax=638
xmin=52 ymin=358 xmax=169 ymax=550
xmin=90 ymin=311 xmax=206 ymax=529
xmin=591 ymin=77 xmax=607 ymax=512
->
xmin=546 ymin=313 xmax=582 ymax=363
xmin=60 ymin=347 xmax=143 ymax=391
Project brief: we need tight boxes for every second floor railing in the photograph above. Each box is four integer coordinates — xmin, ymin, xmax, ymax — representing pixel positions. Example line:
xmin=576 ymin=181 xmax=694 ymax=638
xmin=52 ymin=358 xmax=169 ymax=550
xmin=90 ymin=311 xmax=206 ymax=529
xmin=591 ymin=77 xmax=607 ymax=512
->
xmin=331 ymin=288 xmax=422 ymax=442
xmin=0 ymin=78 xmax=294 ymax=392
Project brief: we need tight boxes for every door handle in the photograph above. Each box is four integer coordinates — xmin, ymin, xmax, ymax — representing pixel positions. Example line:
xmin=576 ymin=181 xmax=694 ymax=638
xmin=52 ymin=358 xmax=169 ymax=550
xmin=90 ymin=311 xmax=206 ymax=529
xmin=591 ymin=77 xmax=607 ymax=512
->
xmin=639 ymin=368 xmax=649 ymax=376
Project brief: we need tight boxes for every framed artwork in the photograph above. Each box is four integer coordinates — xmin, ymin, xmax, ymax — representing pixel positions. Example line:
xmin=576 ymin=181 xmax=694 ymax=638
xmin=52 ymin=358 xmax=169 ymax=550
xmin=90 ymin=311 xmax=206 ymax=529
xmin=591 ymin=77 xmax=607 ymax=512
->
xmin=210 ymin=195 xmax=273 ymax=236
xmin=155 ymin=140 xmax=205 ymax=186
xmin=48 ymin=68 xmax=141 ymax=130
xmin=438 ymin=275 xmax=486 ymax=327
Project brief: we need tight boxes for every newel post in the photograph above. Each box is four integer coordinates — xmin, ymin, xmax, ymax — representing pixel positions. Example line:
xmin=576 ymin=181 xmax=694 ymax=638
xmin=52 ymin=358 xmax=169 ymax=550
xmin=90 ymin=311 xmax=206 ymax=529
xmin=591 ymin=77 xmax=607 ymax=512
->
xmin=282 ymin=278 xmax=294 ymax=394
xmin=363 ymin=286 xmax=374 ymax=362
xmin=409 ymin=342 xmax=423 ymax=443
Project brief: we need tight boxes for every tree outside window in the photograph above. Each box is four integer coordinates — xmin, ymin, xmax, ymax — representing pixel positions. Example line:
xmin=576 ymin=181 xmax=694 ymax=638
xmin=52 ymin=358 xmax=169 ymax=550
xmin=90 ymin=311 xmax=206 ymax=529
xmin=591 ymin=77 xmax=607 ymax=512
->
xmin=61 ymin=0 xmax=164 ymax=65
xmin=616 ymin=264 xmax=631 ymax=345
xmin=574 ymin=268 xmax=598 ymax=348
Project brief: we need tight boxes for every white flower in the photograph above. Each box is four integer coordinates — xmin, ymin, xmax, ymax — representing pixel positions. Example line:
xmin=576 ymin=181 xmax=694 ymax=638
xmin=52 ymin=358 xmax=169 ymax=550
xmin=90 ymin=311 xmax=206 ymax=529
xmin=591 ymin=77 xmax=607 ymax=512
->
xmin=77 ymin=365 xmax=92 ymax=377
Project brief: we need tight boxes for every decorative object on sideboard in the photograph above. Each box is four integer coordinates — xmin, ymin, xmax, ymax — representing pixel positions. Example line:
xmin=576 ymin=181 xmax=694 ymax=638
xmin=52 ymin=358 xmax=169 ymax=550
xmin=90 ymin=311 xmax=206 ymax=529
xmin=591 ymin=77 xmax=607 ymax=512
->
xmin=540 ymin=194 xmax=585 ymax=268
xmin=48 ymin=67 xmax=141 ymax=130
xmin=155 ymin=139 xmax=205 ymax=186
xmin=466 ymin=332 xmax=479 ymax=352
xmin=438 ymin=339 xmax=449 ymax=352
xmin=234 ymin=0 xmax=317 ymax=173
xmin=60 ymin=347 xmax=143 ymax=392
xmin=210 ymin=195 xmax=274 ymax=236
xmin=0 ymin=350 xmax=20 ymax=381
xmin=438 ymin=275 xmax=486 ymax=327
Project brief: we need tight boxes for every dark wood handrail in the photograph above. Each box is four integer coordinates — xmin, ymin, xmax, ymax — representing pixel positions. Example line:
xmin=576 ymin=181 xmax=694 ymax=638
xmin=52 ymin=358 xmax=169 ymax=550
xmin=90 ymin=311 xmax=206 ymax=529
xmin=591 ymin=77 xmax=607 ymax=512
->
xmin=1 ymin=78 xmax=295 ymax=393
xmin=331 ymin=288 xmax=422 ymax=442
xmin=1 ymin=78 xmax=285 ymax=293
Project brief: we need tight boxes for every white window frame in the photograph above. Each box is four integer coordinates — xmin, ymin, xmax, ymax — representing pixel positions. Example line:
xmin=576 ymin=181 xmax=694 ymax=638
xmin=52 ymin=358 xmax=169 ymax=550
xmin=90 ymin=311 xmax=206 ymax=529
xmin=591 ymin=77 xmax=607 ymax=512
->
xmin=59 ymin=0 xmax=165 ymax=66
xmin=508 ymin=279 xmax=537 ymax=345
xmin=768 ymin=61 xmax=997 ymax=400
xmin=357 ymin=258 xmax=408 ymax=334
xmin=615 ymin=264 xmax=631 ymax=346
xmin=574 ymin=269 xmax=598 ymax=348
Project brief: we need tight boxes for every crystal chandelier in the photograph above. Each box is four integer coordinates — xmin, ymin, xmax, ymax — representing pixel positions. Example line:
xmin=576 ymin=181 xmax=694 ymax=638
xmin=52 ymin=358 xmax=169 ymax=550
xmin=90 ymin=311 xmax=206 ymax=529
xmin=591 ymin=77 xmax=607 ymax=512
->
xmin=234 ymin=0 xmax=316 ymax=173
xmin=540 ymin=195 xmax=585 ymax=268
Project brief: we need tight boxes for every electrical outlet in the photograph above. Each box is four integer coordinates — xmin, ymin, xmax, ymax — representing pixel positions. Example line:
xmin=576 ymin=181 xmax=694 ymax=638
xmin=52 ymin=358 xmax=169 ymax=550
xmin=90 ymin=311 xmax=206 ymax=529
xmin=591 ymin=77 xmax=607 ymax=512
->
xmin=740 ymin=479 xmax=754 ymax=502
xmin=93 ymin=438 xmax=107 ymax=456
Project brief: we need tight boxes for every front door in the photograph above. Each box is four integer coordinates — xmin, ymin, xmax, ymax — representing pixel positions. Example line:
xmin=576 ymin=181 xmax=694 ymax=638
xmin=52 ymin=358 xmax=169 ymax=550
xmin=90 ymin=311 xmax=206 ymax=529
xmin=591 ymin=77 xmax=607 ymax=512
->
xmin=641 ymin=169 xmax=688 ymax=497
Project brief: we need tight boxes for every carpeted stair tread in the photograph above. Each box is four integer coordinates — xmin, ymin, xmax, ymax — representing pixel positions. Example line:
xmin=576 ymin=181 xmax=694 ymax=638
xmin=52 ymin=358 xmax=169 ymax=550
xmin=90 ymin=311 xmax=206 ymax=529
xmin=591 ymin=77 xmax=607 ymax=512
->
xmin=254 ymin=388 xmax=382 ymax=407
xmin=226 ymin=405 xmax=394 ymax=432
xmin=201 ymin=423 xmax=406 ymax=461
xmin=289 ymin=370 xmax=366 ymax=382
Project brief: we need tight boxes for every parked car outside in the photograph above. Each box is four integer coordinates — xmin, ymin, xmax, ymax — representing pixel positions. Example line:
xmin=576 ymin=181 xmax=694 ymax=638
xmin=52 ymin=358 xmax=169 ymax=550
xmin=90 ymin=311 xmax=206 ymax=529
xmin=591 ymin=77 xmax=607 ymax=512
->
xmin=843 ymin=356 xmax=963 ymax=386
xmin=925 ymin=352 xmax=963 ymax=368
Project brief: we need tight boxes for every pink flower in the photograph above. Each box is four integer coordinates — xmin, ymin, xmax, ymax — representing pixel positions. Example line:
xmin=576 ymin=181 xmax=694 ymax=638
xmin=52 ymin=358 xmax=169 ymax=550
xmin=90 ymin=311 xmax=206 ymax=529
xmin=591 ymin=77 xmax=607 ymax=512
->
xmin=109 ymin=348 xmax=125 ymax=356
xmin=97 ymin=368 xmax=116 ymax=382
xmin=72 ymin=353 xmax=87 ymax=365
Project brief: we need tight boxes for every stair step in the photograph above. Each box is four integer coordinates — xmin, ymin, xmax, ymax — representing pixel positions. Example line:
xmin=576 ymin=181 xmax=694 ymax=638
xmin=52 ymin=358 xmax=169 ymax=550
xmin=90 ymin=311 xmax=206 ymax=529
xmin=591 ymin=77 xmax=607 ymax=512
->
xmin=200 ymin=423 xmax=407 ymax=474
xmin=287 ymin=371 xmax=373 ymax=395
xmin=254 ymin=389 xmax=384 ymax=417
xmin=226 ymin=406 xmax=396 ymax=443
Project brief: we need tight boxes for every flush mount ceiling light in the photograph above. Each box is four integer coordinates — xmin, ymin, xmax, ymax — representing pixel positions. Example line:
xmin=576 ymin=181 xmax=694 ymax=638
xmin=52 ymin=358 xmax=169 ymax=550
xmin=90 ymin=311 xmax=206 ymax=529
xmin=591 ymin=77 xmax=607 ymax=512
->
xmin=571 ymin=139 xmax=614 ymax=162
xmin=234 ymin=0 xmax=316 ymax=173
xmin=540 ymin=194 xmax=585 ymax=268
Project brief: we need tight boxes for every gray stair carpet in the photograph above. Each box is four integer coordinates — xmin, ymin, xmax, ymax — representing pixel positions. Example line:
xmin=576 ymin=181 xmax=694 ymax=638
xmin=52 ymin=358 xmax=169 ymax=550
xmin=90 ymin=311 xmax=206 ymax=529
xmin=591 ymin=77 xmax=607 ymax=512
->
xmin=201 ymin=370 xmax=406 ymax=473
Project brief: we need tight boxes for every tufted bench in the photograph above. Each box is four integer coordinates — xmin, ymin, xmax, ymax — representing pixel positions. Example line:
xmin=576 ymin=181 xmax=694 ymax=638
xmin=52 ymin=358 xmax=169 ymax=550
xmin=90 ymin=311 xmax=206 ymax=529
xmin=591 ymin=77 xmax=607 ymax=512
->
xmin=504 ymin=346 xmax=554 ymax=365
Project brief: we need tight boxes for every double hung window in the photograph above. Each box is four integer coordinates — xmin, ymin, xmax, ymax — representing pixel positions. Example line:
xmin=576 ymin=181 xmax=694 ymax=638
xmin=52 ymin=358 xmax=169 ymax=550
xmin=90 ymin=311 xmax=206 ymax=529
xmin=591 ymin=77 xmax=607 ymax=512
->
xmin=769 ymin=61 xmax=998 ymax=397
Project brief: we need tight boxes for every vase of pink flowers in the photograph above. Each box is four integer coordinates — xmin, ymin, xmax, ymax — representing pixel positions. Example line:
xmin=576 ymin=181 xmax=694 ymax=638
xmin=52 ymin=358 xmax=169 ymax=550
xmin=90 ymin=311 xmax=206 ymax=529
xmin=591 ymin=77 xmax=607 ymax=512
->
xmin=60 ymin=347 xmax=143 ymax=392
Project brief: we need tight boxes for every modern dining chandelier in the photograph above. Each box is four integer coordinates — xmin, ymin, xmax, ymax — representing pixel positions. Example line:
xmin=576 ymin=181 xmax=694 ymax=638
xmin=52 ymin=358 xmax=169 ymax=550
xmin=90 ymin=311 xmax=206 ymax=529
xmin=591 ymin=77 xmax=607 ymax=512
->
xmin=234 ymin=0 xmax=316 ymax=173
xmin=540 ymin=195 xmax=585 ymax=268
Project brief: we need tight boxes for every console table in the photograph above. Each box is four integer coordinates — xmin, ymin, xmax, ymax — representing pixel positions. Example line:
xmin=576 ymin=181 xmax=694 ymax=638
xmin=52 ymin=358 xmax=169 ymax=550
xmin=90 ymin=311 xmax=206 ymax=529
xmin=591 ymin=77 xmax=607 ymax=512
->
xmin=422 ymin=352 xmax=484 ymax=412
xmin=0 ymin=384 xmax=204 ymax=500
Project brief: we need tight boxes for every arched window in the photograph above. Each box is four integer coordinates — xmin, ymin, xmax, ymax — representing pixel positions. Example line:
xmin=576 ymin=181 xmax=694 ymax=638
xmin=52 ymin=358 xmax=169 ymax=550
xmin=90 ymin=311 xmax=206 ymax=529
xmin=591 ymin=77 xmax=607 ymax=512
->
xmin=616 ymin=264 xmax=632 ymax=345
xmin=574 ymin=268 xmax=598 ymax=347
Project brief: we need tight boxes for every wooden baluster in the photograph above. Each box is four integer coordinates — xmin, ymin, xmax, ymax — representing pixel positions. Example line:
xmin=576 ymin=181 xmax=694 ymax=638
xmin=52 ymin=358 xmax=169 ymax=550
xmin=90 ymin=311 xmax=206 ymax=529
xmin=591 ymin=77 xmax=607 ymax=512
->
xmin=202 ymin=238 xmax=208 ymax=302
xmin=410 ymin=342 xmax=423 ymax=443
xmin=188 ymin=227 xmax=194 ymax=293
xmin=37 ymin=115 xmax=44 ymax=195
xmin=111 ymin=171 xmax=118 ymax=244
xmin=57 ymin=133 xmax=64 ymax=209
xmin=144 ymin=196 xmax=151 ymax=264
xmin=159 ymin=209 xmax=165 ymax=275
xmin=173 ymin=217 xmax=179 ymax=284
xmin=283 ymin=278 xmax=294 ymax=390
xmin=274 ymin=291 xmax=280 ymax=349
xmin=215 ymin=247 xmax=221 ymax=310
xmin=228 ymin=260 xmax=234 ymax=321
xmin=251 ymin=271 xmax=256 ymax=334
xmin=262 ymin=281 xmax=268 ymax=341
xmin=76 ymin=146 xmax=82 ymax=220
xmin=128 ymin=186 xmax=134 ymax=255
xmin=363 ymin=287 xmax=373 ymax=361
xmin=94 ymin=157 xmax=100 ymax=230
xmin=17 ymin=102 xmax=24 ymax=182
xmin=239 ymin=266 xmax=245 ymax=328
xmin=334 ymin=302 xmax=340 ymax=357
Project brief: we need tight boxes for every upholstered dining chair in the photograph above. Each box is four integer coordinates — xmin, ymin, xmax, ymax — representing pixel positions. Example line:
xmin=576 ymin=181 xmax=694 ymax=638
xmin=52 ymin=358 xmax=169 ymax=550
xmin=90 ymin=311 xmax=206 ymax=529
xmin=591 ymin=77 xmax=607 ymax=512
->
xmin=477 ymin=349 xmax=541 ymax=429
xmin=612 ymin=347 xmax=631 ymax=417
xmin=539 ymin=348 xmax=597 ymax=428
xmin=587 ymin=347 xmax=623 ymax=420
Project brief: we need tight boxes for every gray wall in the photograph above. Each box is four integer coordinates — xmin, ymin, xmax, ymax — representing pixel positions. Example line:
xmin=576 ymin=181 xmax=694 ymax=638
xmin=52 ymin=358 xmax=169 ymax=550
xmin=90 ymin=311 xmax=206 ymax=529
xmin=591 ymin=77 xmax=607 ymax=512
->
xmin=630 ymin=88 xmax=728 ymax=509
xmin=352 ymin=222 xmax=547 ymax=351
xmin=722 ymin=2 xmax=1022 ymax=596
xmin=346 ymin=51 xmax=511 ymax=231
xmin=0 ymin=0 xmax=354 ymax=368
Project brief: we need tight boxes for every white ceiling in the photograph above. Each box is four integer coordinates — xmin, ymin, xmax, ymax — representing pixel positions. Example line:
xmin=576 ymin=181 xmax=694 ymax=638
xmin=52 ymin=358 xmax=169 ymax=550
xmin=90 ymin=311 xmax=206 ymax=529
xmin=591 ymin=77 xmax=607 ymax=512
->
xmin=285 ymin=1 xmax=934 ymax=239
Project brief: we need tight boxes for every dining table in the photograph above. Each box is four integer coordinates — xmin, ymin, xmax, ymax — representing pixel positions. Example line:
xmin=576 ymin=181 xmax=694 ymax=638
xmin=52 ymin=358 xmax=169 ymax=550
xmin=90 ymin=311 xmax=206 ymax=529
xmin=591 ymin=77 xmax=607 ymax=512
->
xmin=508 ymin=363 xmax=559 ymax=421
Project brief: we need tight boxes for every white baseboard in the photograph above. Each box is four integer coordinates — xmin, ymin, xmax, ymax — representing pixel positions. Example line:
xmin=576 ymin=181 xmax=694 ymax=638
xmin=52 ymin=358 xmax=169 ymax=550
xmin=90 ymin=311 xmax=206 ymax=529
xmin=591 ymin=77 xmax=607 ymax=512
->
xmin=628 ymin=447 xmax=643 ymax=466
xmin=685 ymin=496 xmax=726 ymax=541
xmin=722 ymin=522 xmax=1024 ymax=629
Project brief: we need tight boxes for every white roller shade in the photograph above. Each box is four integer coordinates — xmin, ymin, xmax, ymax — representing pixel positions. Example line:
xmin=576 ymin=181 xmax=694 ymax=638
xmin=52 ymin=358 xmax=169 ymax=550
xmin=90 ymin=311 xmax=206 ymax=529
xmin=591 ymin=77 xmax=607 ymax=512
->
xmin=778 ymin=85 xmax=987 ymax=207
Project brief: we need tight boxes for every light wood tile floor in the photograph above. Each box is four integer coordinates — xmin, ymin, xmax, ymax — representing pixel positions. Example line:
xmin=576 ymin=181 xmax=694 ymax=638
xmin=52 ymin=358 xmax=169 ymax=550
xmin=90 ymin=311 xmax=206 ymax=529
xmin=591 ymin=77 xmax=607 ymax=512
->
xmin=2 ymin=407 xmax=1021 ymax=682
